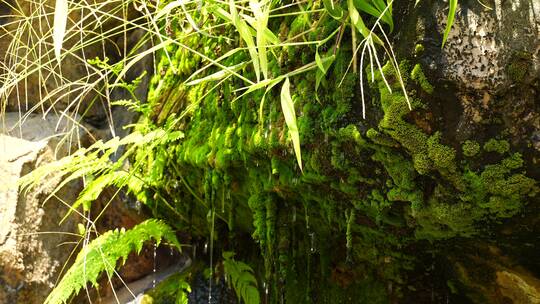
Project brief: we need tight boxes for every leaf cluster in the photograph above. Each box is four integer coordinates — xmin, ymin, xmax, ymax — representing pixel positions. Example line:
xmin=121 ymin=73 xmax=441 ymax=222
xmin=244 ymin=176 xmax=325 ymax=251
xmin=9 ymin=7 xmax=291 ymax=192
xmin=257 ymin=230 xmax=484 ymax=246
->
xmin=223 ymin=251 xmax=261 ymax=304
xmin=45 ymin=219 xmax=181 ymax=304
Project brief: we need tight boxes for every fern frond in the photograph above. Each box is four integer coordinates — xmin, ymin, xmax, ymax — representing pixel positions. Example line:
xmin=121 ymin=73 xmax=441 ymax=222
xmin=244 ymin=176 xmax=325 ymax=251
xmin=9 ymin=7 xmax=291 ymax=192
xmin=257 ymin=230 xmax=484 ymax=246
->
xmin=223 ymin=252 xmax=260 ymax=304
xmin=45 ymin=219 xmax=181 ymax=304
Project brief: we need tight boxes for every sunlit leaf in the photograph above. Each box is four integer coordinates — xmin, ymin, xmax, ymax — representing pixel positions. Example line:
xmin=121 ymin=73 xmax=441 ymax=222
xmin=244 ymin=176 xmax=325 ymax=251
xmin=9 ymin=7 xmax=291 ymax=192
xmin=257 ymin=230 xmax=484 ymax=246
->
xmin=322 ymin=0 xmax=344 ymax=20
xmin=186 ymin=62 xmax=248 ymax=86
xmin=280 ymin=78 xmax=302 ymax=171
xmin=53 ymin=0 xmax=68 ymax=61
xmin=230 ymin=0 xmax=260 ymax=81
xmin=315 ymin=51 xmax=336 ymax=95
xmin=442 ymin=0 xmax=458 ymax=47
xmin=250 ymin=0 xmax=270 ymax=80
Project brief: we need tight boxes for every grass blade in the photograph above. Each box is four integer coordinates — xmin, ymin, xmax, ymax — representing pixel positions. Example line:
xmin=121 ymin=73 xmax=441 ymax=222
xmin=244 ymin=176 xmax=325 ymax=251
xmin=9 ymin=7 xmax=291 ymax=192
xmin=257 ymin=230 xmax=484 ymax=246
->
xmin=53 ymin=0 xmax=69 ymax=61
xmin=442 ymin=0 xmax=458 ymax=47
xmin=250 ymin=0 xmax=270 ymax=80
xmin=230 ymin=0 xmax=260 ymax=81
xmin=280 ymin=78 xmax=302 ymax=171
xmin=186 ymin=62 xmax=248 ymax=86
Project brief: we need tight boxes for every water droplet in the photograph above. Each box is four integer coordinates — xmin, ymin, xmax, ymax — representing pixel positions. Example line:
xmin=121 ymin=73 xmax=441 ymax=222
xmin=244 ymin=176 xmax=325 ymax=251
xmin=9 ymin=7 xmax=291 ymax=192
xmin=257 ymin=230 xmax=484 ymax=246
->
xmin=309 ymin=232 xmax=316 ymax=253
xmin=152 ymin=243 xmax=157 ymax=288
xmin=204 ymin=242 xmax=208 ymax=254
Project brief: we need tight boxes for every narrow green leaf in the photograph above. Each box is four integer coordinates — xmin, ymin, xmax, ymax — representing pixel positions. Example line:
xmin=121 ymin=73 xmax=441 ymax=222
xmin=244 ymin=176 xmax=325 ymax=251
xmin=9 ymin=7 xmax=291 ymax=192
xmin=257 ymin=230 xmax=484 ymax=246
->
xmin=250 ymin=0 xmax=270 ymax=80
xmin=53 ymin=0 xmax=68 ymax=61
xmin=280 ymin=78 xmax=302 ymax=171
xmin=315 ymin=50 xmax=336 ymax=97
xmin=348 ymin=0 xmax=385 ymax=45
xmin=322 ymin=0 xmax=344 ymax=20
xmin=315 ymin=50 xmax=335 ymax=74
xmin=230 ymin=0 xmax=260 ymax=81
xmin=186 ymin=62 xmax=248 ymax=86
xmin=442 ymin=0 xmax=458 ymax=48
xmin=348 ymin=0 xmax=370 ymax=38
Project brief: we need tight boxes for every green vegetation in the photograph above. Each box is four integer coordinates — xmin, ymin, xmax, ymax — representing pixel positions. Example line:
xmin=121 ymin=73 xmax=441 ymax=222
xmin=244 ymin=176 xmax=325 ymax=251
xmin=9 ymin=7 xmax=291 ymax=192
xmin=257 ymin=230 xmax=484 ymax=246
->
xmin=3 ymin=0 xmax=536 ymax=303
xmin=45 ymin=220 xmax=180 ymax=304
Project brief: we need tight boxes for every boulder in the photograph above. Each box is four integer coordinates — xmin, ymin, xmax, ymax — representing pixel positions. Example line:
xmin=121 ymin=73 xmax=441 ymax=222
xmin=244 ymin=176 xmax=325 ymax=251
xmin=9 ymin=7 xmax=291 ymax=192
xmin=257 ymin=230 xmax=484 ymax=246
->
xmin=0 ymin=113 xmax=90 ymax=303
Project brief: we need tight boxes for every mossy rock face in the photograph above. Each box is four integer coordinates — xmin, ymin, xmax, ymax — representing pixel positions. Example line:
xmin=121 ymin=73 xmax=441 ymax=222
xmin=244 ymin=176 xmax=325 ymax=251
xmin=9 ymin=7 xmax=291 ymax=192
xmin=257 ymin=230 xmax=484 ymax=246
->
xmin=137 ymin=0 xmax=540 ymax=302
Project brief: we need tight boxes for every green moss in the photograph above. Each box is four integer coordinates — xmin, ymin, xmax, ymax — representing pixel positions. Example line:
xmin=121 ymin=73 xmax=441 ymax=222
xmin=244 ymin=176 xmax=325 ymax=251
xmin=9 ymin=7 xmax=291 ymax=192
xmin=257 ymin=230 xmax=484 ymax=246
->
xmin=483 ymin=139 xmax=510 ymax=154
xmin=142 ymin=18 xmax=539 ymax=302
xmin=462 ymin=140 xmax=480 ymax=157
xmin=506 ymin=51 xmax=531 ymax=83
xmin=410 ymin=64 xmax=434 ymax=94
xmin=414 ymin=44 xmax=425 ymax=56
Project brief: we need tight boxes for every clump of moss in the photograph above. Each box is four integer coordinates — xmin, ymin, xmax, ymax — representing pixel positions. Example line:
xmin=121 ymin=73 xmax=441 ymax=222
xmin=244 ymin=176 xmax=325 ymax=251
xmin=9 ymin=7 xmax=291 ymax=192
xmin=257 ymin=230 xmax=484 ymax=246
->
xmin=506 ymin=51 xmax=531 ymax=83
xmin=483 ymin=139 xmax=510 ymax=154
xmin=142 ymin=14 xmax=539 ymax=302
xmin=414 ymin=44 xmax=425 ymax=56
xmin=410 ymin=64 xmax=434 ymax=94
xmin=462 ymin=140 xmax=480 ymax=157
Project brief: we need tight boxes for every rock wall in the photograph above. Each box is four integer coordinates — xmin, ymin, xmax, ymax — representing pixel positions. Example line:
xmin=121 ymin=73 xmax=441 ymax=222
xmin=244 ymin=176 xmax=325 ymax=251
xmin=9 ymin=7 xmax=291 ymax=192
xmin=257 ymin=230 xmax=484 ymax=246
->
xmin=140 ymin=0 xmax=540 ymax=302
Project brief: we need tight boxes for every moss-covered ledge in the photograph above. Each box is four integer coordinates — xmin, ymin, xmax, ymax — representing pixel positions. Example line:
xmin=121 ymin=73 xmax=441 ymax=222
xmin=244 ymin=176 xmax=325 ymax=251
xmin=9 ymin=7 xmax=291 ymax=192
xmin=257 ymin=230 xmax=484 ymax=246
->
xmin=137 ymin=3 xmax=539 ymax=302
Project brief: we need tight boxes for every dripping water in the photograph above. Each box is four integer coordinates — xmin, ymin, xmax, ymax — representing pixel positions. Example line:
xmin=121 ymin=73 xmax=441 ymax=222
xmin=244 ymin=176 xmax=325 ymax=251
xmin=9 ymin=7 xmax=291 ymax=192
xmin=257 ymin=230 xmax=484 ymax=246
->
xmin=152 ymin=242 xmax=157 ymax=288
xmin=309 ymin=232 xmax=316 ymax=253
xmin=208 ymin=208 xmax=216 ymax=304
xmin=222 ymin=186 xmax=225 ymax=213
xmin=263 ymin=281 xmax=268 ymax=304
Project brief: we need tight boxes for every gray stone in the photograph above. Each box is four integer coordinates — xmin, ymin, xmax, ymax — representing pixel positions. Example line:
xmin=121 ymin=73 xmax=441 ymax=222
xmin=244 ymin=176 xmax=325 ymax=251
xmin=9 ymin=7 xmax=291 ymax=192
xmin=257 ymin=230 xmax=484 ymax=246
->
xmin=0 ymin=113 xmax=92 ymax=303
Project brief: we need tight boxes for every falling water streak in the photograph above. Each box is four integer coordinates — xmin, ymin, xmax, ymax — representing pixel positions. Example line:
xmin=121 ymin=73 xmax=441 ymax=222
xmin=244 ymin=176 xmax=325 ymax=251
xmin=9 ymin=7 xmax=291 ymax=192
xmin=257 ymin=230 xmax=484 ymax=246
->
xmin=208 ymin=208 xmax=215 ymax=304
xmin=309 ymin=232 xmax=315 ymax=253
xmin=263 ymin=282 xmax=268 ymax=304
xmin=152 ymin=243 xmax=157 ymax=288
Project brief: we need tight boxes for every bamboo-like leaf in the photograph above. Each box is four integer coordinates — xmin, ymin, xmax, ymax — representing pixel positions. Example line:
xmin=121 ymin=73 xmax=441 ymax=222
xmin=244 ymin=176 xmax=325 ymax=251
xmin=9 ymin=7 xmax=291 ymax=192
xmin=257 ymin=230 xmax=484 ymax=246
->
xmin=53 ymin=0 xmax=68 ymax=61
xmin=250 ymin=0 xmax=270 ymax=80
xmin=348 ymin=0 xmax=385 ymax=45
xmin=322 ymin=0 xmax=344 ymax=20
xmin=315 ymin=51 xmax=336 ymax=94
xmin=210 ymin=6 xmax=279 ymax=44
xmin=280 ymin=78 xmax=302 ymax=171
xmin=186 ymin=62 xmax=248 ymax=86
xmin=442 ymin=0 xmax=458 ymax=48
xmin=353 ymin=0 xmax=392 ymax=30
xmin=230 ymin=0 xmax=260 ymax=81
xmin=347 ymin=0 xmax=370 ymax=38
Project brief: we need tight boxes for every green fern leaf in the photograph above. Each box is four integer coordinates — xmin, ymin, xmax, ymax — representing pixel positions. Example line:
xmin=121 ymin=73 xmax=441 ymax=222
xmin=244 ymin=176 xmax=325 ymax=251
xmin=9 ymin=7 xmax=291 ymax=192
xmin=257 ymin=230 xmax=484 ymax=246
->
xmin=45 ymin=219 xmax=181 ymax=304
xmin=223 ymin=252 xmax=260 ymax=304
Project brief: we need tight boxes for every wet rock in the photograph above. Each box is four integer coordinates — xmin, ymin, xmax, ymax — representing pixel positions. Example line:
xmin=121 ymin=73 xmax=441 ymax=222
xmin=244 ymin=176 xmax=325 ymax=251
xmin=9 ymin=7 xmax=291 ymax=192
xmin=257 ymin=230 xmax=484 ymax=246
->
xmin=188 ymin=273 xmax=237 ymax=304
xmin=496 ymin=270 xmax=540 ymax=304
xmin=394 ymin=0 xmax=540 ymax=167
xmin=0 ymin=113 xmax=93 ymax=303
